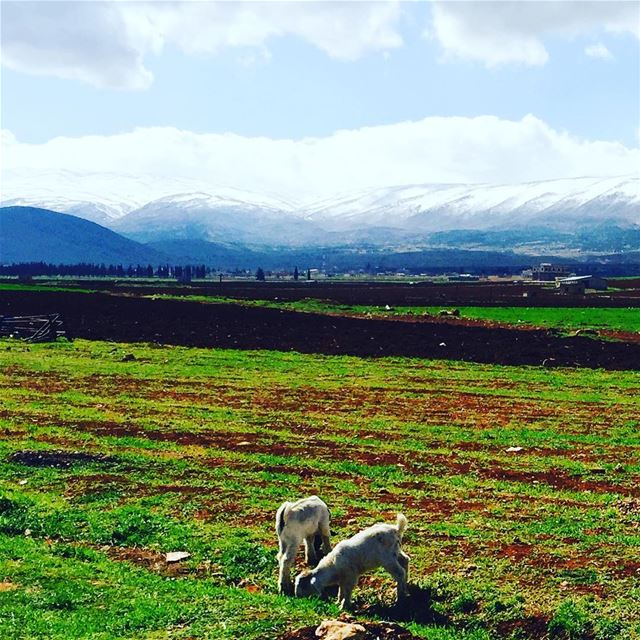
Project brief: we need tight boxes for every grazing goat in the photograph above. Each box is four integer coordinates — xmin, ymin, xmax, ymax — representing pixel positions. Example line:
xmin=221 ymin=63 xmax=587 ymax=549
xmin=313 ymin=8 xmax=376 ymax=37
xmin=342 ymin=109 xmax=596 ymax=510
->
xmin=295 ymin=513 xmax=409 ymax=610
xmin=276 ymin=495 xmax=331 ymax=595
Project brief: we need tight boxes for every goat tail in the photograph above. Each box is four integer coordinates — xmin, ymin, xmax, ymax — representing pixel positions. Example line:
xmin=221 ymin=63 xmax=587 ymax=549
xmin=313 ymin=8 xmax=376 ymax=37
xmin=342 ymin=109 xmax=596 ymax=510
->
xmin=396 ymin=513 xmax=408 ymax=539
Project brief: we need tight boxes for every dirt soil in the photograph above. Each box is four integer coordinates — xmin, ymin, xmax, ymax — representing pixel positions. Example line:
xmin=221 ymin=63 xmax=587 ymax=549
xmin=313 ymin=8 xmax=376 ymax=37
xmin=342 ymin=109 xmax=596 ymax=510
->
xmin=2 ymin=290 xmax=640 ymax=370
xmin=8 ymin=449 xmax=117 ymax=469
xmin=63 ymin=279 xmax=640 ymax=307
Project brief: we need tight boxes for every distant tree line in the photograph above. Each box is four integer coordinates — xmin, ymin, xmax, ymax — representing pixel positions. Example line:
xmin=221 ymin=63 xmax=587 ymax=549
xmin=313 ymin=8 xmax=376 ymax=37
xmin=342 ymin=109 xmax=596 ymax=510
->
xmin=0 ymin=262 xmax=317 ymax=280
xmin=0 ymin=262 xmax=211 ymax=279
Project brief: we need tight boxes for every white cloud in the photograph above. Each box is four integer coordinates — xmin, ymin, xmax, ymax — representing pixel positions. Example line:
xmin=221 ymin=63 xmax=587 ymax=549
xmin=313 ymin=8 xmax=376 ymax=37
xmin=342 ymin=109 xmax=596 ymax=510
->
xmin=585 ymin=41 xmax=614 ymax=58
xmin=1 ymin=2 xmax=154 ymax=90
xmin=3 ymin=1 xmax=637 ymax=87
xmin=3 ymin=115 xmax=638 ymax=200
xmin=430 ymin=1 xmax=639 ymax=67
xmin=0 ymin=0 xmax=403 ymax=90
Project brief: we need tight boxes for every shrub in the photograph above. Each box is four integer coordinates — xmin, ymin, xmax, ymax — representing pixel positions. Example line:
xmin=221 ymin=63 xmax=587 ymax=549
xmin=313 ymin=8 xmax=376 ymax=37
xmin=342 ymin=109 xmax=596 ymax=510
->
xmin=0 ymin=495 xmax=32 ymax=535
xmin=549 ymin=601 xmax=593 ymax=640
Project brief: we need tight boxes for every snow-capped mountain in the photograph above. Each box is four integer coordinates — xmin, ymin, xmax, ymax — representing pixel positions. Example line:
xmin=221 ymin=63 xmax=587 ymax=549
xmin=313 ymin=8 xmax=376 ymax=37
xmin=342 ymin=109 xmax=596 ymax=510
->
xmin=0 ymin=196 xmax=131 ymax=226
xmin=111 ymin=192 xmax=323 ymax=246
xmin=0 ymin=168 xmax=295 ymax=226
xmin=305 ymin=175 xmax=640 ymax=232
xmin=1 ymin=169 xmax=145 ymax=223
xmin=2 ymin=169 xmax=638 ymax=251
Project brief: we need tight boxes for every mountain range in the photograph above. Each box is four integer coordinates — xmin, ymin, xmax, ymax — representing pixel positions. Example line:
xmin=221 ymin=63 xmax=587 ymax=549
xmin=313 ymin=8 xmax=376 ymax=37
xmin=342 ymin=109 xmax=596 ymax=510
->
xmin=1 ymin=169 xmax=639 ymax=267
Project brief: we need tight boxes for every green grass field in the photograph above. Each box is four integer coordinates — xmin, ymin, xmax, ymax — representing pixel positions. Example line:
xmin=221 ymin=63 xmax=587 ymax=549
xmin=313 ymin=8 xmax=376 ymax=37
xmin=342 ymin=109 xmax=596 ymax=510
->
xmin=0 ymin=283 xmax=97 ymax=294
xmin=1 ymin=339 xmax=639 ymax=639
xmin=255 ymin=300 xmax=640 ymax=334
xmin=145 ymin=293 xmax=640 ymax=334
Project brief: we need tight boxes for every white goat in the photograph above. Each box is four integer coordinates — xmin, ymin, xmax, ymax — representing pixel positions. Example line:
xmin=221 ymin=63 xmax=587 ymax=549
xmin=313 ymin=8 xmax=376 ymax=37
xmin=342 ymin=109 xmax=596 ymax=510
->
xmin=276 ymin=495 xmax=331 ymax=594
xmin=294 ymin=513 xmax=409 ymax=610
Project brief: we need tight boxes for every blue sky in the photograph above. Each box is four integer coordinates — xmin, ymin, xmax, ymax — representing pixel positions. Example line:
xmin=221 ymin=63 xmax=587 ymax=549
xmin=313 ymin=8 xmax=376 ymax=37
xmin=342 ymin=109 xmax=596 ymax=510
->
xmin=1 ymin=1 xmax=639 ymax=199
xmin=3 ymin=2 xmax=639 ymax=144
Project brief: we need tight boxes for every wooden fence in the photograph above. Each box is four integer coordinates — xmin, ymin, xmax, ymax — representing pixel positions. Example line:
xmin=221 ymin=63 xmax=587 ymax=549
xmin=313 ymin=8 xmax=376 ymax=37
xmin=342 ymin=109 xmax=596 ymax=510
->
xmin=0 ymin=314 xmax=68 ymax=342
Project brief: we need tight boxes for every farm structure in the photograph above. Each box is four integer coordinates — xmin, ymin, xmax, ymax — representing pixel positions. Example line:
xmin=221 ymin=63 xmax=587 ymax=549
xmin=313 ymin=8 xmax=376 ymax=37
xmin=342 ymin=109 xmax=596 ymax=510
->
xmin=557 ymin=275 xmax=608 ymax=294
xmin=531 ymin=262 xmax=570 ymax=281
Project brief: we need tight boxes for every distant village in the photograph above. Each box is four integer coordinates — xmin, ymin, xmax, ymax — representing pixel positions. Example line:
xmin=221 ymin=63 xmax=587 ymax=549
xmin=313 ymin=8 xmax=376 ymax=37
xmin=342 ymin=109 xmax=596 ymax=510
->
xmin=0 ymin=261 xmax=612 ymax=292
xmin=279 ymin=263 xmax=610 ymax=294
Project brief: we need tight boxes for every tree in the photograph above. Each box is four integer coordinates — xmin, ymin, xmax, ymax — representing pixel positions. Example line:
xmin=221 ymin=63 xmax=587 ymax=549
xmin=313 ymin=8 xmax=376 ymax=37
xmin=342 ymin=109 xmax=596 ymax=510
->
xmin=256 ymin=267 xmax=266 ymax=281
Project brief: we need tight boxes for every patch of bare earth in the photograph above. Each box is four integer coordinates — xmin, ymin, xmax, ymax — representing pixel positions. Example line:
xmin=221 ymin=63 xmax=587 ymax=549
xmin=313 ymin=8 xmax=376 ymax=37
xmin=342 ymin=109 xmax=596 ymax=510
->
xmin=63 ymin=473 xmax=136 ymax=498
xmin=494 ymin=616 xmax=550 ymax=640
xmin=101 ymin=545 xmax=210 ymax=577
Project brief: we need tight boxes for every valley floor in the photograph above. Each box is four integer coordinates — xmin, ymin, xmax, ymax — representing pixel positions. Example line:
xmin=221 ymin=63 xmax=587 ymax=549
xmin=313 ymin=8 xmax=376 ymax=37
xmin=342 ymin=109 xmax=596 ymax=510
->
xmin=2 ymin=288 xmax=640 ymax=370
xmin=1 ymin=340 xmax=639 ymax=639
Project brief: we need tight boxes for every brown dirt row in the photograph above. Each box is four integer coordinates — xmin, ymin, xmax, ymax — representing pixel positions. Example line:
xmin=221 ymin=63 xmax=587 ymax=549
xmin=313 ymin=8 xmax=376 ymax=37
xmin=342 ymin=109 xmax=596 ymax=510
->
xmin=4 ymin=369 xmax=636 ymax=458
xmin=65 ymin=278 xmax=640 ymax=307
xmin=316 ymin=308 xmax=640 ymax=344
xmin=2 ymin=290 xmax=640 ymax=369
xmin=9 ymin=413 xmax=638 ymax=497
xmin=459 ymin=539 xmax=640 ymax=580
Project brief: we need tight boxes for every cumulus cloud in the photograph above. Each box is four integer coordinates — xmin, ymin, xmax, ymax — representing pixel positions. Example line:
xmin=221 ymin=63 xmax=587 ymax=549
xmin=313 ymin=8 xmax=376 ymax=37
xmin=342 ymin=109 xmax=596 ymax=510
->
xmin=585 ymin=41 xmax=614 ymax=58
xmin=3 ymin=1 xmax=637 ymax=87
xmin=429 ymin=1 xmax=639 ymax=67
xmin=3 ymin=115 xmax=638 ymax=200
xmin=0 ymin=0 xmax=403 ymax=89
xmin=0 ymin=2 xmax=154 ymax=90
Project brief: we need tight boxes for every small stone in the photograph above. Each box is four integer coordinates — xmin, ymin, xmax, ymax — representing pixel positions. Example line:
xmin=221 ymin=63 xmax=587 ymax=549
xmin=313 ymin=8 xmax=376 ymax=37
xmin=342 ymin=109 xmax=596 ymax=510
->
xmin=17 ymin=479 xmax=28 ymax=485
xmin=506 ymin=446 xmax=523 ymax=453
xmin=165 ymin=551 xmax=191 ymax=563
xmin=24 ymin=529 xmax=32 ymax=536
xmin=315 ymin=619 xmax=367 ymax=640
xmin=560 ymin=580 xmax=569 ymax=588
